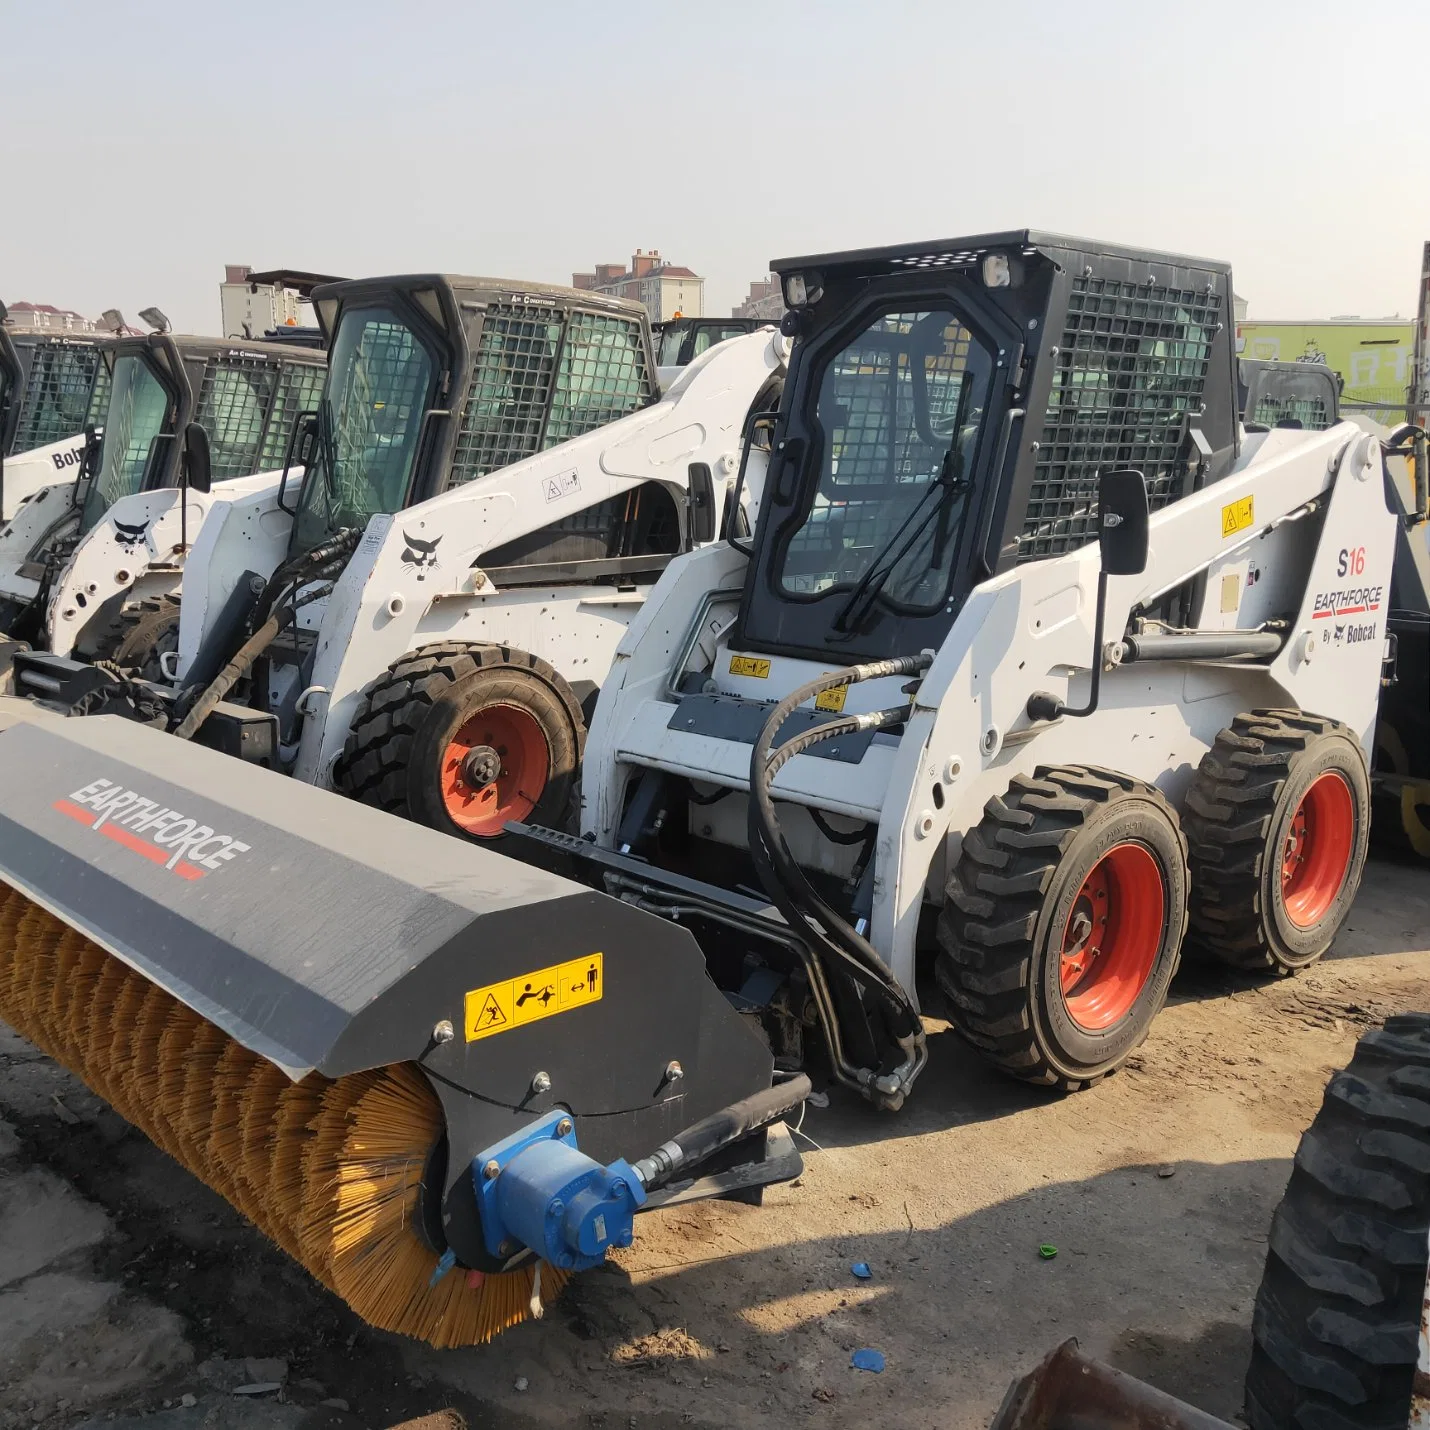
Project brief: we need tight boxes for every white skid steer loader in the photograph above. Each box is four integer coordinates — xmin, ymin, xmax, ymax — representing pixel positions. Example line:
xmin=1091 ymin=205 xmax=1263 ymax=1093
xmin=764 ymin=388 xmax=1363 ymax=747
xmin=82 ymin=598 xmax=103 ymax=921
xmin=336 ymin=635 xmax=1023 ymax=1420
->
xmin=14 ymin=274 xmax=786 ymax=840
xmin=0 ymin=325 xmax=325 ymax=659
xmin=503 ymin=229 xmax=1429 ymax=1105
xmin=0 ymin=315 xmax=113 ymax=521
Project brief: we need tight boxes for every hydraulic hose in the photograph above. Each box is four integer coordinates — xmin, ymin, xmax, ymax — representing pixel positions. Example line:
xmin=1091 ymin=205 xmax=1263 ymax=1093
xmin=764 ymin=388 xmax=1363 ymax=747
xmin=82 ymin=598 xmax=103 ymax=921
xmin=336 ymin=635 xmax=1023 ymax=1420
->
xmin=172 ymin=580 xmax=334 ymax=741
xmin=170 ymin=527 xmax=360 ymax=740
xmin=745 ymin=654 xmax=932 ymax=1107
xmin=171 ymin=611 xmax=285 ymax=740
xmin=631 ymin=1073 xmax=812 ymax=1191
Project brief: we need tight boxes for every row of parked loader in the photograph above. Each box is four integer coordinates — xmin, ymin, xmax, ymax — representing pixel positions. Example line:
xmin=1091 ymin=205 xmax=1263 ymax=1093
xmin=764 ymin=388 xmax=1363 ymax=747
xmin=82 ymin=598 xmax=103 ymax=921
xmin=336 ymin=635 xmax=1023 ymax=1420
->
xmin=0 ymin=233 xmax=1427 ymax=1429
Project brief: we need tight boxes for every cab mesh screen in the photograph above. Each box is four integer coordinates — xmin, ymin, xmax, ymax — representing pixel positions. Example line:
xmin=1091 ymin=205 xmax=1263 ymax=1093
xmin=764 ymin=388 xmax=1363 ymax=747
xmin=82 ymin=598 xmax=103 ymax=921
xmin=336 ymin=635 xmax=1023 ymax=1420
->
xmin=1019 ymin=275 xmax=1221 ymax=561
xmin=545 ymin=313 xmax=652 ymax=446
xmin=448 ymin=303 xmax=563 ymax=484
xmin=194 ymin=357 xmax=280 ymax=479
xmin=11 ymin=344 xmax=102 ymax=452
xmin=85 ymin=360 xmax=113 ymax=428
xmin=261 ymin=361 xmax=326 ymax=469
xmin=1251 ymin=391 xmax=1334 ymax=431
xmin=449 ymin=307 xmax=652 ymax=487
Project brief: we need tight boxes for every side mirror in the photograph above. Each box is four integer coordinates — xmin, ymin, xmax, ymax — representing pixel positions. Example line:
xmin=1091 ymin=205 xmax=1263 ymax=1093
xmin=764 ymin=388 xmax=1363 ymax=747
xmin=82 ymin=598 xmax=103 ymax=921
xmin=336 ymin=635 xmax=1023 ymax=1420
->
xmin=182 ymin=422 xmax=211 ymax=495
xmin=1097 ymin=468 xmax=1150 ymax=576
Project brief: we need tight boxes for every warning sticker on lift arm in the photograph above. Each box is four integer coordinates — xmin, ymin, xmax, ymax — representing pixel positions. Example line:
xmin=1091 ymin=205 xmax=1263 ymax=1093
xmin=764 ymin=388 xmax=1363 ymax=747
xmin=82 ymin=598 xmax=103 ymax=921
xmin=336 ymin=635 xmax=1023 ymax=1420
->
xmin=1221 ymin=496 xmax=1255 ymax=539
xmin=464 ymin=953 xmax=604 ymax=1042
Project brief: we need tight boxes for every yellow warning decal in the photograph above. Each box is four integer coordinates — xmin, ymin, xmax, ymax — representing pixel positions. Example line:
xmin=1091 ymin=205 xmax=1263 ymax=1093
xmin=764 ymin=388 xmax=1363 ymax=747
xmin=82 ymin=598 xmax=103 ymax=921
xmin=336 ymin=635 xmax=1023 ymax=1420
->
xmin=729 ymin=655 xmax=771 ymax=678
xmin=464 ymin=952 xmax=604 ymax=1042
xmin=814 ymin=686 xmax=847 ymax=713
xmin=1221 ymin=495 xmax=1254 ymax=539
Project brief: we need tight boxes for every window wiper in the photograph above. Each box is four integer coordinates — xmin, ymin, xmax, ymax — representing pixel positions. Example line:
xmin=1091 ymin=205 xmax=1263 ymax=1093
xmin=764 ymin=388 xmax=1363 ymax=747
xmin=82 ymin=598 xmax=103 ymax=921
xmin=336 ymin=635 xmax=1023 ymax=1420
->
xmin=832 ymin=448 xmax=971 ymax=635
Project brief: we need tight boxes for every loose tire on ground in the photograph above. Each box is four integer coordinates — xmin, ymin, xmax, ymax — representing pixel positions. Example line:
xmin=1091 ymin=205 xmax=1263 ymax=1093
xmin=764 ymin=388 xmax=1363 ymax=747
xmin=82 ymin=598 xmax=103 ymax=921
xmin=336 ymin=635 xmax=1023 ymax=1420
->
xmin=935 ymin=765 xmax=1190 ymax=1091
xmin=111 ymin=596 xmax=182 ymax=682
xmin=1246 ymin=1015 xmax=1430 ymax=1430
xmin=1183 ymin=710 xmax=1370 ymax=975
xmin=333 ymin=642 xmax=584 ymax=843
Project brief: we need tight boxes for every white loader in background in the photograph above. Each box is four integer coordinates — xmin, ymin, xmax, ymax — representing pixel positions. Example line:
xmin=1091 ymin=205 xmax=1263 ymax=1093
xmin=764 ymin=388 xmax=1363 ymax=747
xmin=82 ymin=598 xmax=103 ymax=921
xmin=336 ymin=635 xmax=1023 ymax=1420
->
xmin=0 ymin=311 xmax=113 ymax=520
xmin=15 ymin=273 xmax=785 ymax=839
xmin=0 ymin=324 xmax=325 ymax=656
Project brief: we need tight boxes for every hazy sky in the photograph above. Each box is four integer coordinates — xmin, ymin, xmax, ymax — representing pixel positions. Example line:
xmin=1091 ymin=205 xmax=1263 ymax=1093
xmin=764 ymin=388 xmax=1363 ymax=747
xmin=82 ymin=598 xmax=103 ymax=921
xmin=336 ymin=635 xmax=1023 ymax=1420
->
xmin=3 ymin=0 xmax=1427 ymax=335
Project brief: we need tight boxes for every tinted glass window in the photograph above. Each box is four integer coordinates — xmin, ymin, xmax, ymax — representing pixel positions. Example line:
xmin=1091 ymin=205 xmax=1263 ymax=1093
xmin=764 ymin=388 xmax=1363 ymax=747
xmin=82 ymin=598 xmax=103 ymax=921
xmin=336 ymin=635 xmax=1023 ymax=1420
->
xmin=774 ymin=309 xmax=992 ymax=610
xmin=81 ymin=355 xmax=170 ymax=534
xmin=291 ymin=306 xmax=435 ymax=551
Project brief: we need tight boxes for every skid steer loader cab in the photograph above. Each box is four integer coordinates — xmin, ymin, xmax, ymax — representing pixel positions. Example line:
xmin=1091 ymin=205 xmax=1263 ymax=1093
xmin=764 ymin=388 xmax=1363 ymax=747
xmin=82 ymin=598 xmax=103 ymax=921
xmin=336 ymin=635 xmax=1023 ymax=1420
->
xmin=287 ymin=275 xmax=660 ymax=557
xmin=0 ymin=335 xmax=325 ymax=661
xmin=734 ymin=235 xmax=1236 ymax=662
xmin=0 ymin=330 xmax=113 ymax=522
xmin=78 ymin=333 xmax=326 ymax=537
xmin=527 ymin=229 xmax=1400 ymax=1111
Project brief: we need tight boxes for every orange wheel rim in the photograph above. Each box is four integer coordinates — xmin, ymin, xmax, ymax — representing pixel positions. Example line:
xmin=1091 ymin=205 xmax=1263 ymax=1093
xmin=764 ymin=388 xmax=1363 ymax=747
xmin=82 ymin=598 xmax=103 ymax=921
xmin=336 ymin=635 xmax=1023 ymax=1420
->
xmin=1059 ymin=842 xmax=1165 ymax=1032
xmin=1280 ymin=771 xmax=1355 ymax=929
xmin=440 ymin=703 xmax=549 ymax=838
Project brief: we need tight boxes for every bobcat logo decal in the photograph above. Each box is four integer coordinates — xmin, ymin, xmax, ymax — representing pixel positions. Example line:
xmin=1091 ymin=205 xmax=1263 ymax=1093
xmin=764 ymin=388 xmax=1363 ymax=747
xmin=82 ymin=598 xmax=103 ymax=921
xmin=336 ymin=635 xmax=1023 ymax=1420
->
xmin=401 ymin=531 xmax=442 ymax=581
xmin=113 ymin=520 xmax=150 ymax=551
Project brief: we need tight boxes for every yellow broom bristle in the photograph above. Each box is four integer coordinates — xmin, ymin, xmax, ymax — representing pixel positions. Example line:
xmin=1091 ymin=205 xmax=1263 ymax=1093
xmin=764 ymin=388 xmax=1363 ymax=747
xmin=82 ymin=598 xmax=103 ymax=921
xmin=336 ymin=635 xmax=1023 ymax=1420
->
xmin=208 ymin=1041 xmax=273 ymax=1233
xmin=0 ymin=882 xmax=572 ymax=1346
xmin=62 ymin=943 xmax=111 ymax=1056
xmin=12 ymin=904 xmax=65 ymax=1054
xmin=267 ymin=1076 xmax=329 ymax=1259
xmin=238 ymin=1060 xmax=290 ymax=1235
xmin=321 ymin=1064 xmax=569 ymax=1347
xmin=101 ymin=972 xmax=153 ymax=1123
xmin=176 ymin=1019 xmax=230 ymax=1172
xmin=126 ymin=984 xmax=186 ymax=1158
xmin=43 ymin=926 xmax=89 ymax=1050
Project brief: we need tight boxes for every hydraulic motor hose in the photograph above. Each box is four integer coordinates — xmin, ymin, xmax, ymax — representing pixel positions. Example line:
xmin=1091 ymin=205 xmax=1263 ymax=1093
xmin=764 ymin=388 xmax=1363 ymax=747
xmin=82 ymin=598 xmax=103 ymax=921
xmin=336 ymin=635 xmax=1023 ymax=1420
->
xmin=746 ymin=654 xmax=932 ymax=1107
xmin=631 ymin=1073 xmax=812 ymax=1192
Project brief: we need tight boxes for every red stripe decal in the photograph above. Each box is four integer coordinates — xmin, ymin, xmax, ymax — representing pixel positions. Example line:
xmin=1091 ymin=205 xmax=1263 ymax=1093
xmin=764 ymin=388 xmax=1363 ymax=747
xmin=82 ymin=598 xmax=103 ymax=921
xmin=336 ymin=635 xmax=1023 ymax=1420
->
xmin=1312 ymin=610 xmax=1333 ymax=619
xmin=100 ymin=823 xmax=170 ymax=865
xmin=52 ymin=799 xmax=95 ymax=823
xmin=173 ymin=862 xmax=206 ymax=881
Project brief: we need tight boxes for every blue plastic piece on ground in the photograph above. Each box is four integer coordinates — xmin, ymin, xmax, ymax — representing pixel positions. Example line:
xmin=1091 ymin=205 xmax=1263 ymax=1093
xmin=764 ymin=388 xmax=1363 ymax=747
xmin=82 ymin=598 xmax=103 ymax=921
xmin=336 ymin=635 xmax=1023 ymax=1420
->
xmin=851 ymin=1261 xmax=872 ymax=1279
xmin=851 ymin=1348 xmax=885 ymax=1373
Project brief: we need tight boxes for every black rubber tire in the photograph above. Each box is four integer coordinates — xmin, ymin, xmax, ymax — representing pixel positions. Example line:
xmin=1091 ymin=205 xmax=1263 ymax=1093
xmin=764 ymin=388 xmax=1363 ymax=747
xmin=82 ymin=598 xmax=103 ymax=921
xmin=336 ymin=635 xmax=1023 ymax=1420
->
xmin=935 ymin=765 xmax=1190 ymax=1091
xmin=332 ymin=641 xmax=584 ymax=844
xmin=1246 ymin=1015 xmax=1430 ymax=1430
xmin=1183 ymin=710 xmax=1371 ymax=975
xmin=111 ymin=596 xmax=181 ymax=682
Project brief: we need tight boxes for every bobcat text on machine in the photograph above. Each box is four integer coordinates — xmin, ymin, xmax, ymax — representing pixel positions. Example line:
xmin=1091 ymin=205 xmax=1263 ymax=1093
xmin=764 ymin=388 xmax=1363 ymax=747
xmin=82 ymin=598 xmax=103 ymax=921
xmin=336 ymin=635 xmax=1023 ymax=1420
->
xmin=0 ymin=322 xmax=325 ymax=656
xmin=509 ymin=229 xmax=1428 ymax=1105
xmin=14 ymin=274 xmax=785 ymax=839
xmin=0 ymin=309 xmax=114 ymax=521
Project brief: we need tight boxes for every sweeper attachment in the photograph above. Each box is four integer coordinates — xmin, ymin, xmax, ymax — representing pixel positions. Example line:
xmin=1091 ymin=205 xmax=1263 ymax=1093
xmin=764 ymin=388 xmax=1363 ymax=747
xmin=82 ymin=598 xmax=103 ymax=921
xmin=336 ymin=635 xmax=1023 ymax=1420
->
xmin=0 ymin=702 xmax=803 ymax=1344
xmin=509 ymin=229 xmax=1426 ymax=1106
xmin=0 ymin=328 xmax=325 ymax=655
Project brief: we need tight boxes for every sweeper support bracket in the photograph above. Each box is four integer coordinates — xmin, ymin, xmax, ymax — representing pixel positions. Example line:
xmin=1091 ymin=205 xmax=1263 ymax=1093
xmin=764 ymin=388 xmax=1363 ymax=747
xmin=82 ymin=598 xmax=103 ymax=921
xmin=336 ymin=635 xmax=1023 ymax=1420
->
xmin=0 ymin=704 xmax=786 ymax=1274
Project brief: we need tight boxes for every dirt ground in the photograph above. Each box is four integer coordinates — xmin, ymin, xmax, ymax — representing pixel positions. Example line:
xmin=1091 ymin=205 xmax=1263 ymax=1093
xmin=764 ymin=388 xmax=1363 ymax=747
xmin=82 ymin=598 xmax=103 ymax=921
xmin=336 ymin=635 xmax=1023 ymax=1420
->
xmin=1 ymin=858 xmax=1427 ymax=1430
